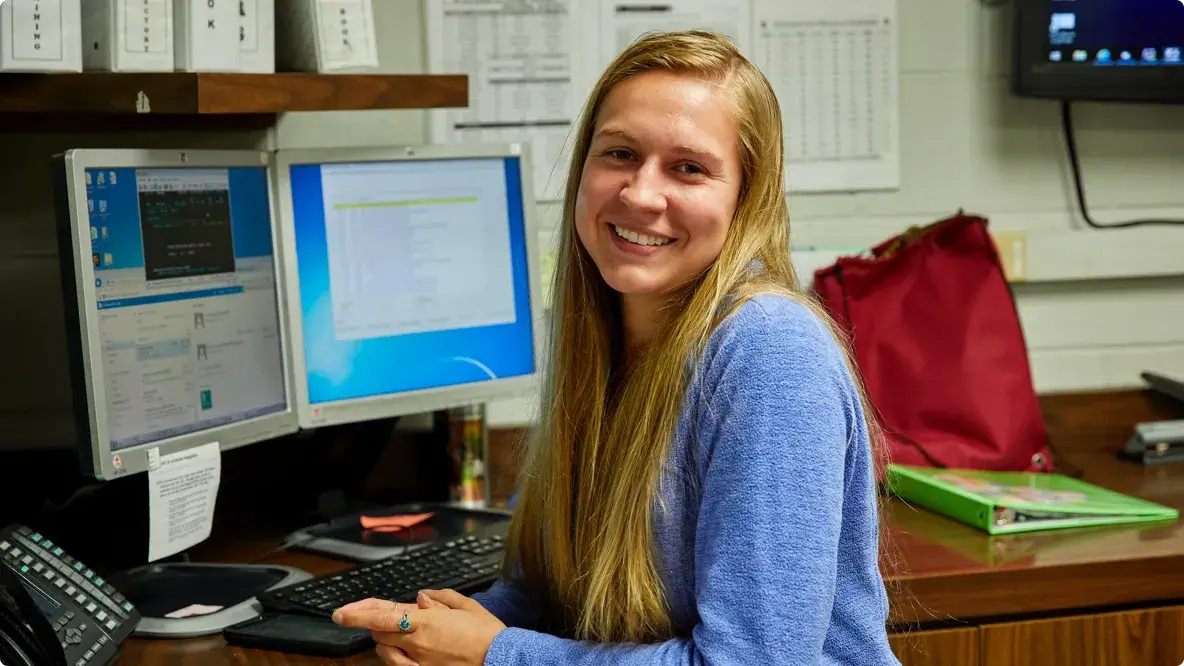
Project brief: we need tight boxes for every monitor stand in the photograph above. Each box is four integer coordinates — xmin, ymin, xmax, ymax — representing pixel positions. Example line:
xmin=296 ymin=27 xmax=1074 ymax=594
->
xmin=288 ymin=410 xmax=508 ymax=562
xmin=108 ymin=559 xmax=311 ymax=638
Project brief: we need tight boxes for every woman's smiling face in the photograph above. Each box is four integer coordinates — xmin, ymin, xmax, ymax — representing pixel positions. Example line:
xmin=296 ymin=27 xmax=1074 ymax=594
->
xmin=574 ymin=70 xmax=743 ymax=301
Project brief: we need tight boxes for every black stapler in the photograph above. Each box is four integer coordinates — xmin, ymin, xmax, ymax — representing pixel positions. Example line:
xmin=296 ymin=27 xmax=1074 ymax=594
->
xmin=1120 ymin=372 xmax=1184 ymax=465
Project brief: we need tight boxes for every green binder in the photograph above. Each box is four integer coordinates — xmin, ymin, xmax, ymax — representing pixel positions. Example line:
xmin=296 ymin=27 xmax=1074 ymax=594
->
xmin=886 ymin=464 xmax=1179 ymax=535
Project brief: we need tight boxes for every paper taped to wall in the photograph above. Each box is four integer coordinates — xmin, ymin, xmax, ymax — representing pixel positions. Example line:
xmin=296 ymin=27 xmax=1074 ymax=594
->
xmin=426 ymin=0 xmax=578 ymax=202
xmin=590 ymin=0 xmax=753 ymax=77
xmin=752 ymin=0 xmax=900 ymax=193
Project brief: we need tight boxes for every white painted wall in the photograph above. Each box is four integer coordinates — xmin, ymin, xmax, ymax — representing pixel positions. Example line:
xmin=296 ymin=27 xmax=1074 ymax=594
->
xmin=2 ymin=0 xmax=1181 ymax=443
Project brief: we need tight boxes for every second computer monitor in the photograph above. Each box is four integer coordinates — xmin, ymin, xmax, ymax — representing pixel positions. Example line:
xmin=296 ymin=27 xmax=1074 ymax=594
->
xmin=53 ymin=149 xmax=298 ymax=480
xmin=273 ymin=144 xmax=543 ymax=428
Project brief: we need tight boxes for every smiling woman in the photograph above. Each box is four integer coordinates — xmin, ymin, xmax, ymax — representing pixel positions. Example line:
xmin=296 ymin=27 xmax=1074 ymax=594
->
xmin=576 ymin=69 xmax=742 ymax=349
xmin=333 ymin=30 xmax=901 ymax=666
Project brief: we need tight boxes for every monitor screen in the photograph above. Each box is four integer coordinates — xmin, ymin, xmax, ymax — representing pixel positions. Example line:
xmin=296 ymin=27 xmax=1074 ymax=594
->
xmin=1012 ymin=0 xmax=1184 ymax=103
xmin=84 ymin=165 xmax=288 ymax=451
xmin=283 ymin=154 xmax=537 ymax=424
xmin=1046 ymin=0 xmax=1184 ymax=66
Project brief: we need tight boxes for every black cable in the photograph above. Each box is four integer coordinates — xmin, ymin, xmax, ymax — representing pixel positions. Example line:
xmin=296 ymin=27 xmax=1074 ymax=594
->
xmin=1060 ymin=101 xmax=1184 ymax=229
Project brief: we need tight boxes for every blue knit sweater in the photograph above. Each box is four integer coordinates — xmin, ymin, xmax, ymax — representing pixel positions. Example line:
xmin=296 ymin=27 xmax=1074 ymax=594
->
xmin=473 ymin=295 xmax=899 ymax=665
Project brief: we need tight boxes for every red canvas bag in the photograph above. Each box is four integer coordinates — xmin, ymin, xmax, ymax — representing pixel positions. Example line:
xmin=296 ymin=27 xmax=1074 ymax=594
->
xmin=812 ymin=213 xmax=1054 ymax=473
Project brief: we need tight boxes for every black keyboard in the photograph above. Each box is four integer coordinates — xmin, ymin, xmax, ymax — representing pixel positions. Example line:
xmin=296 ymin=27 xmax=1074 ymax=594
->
xmin=257 ymin=533 xmax=506 ymax=618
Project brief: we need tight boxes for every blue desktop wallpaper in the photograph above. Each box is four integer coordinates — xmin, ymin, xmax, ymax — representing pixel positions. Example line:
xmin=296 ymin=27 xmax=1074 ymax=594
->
xmin=86 ymin=167 xmax=274 ymax=270
xmin=288 ymin=158 xmax=537 ymax=405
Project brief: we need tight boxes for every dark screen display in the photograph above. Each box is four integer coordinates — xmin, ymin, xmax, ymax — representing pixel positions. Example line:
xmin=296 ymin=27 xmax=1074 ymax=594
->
xmin=1046 ymin=0 xmax=1184 ymax=65
xmin=19 ymin=578 xmax=60 ymax=618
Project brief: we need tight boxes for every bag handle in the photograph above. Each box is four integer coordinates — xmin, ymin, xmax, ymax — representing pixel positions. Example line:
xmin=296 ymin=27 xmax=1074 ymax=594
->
xmin=877 ymin=209 xmax=968 ymax=259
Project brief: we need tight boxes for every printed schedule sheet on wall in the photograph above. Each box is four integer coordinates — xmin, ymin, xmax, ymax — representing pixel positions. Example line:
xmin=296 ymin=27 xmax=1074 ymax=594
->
xmin=753 ymin=0 xmax=900 ymax=193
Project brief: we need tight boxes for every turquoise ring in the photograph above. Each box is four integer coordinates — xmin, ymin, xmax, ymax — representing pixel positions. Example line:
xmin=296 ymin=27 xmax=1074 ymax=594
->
xmin=398 ymin=609 xmax=412 ymax=632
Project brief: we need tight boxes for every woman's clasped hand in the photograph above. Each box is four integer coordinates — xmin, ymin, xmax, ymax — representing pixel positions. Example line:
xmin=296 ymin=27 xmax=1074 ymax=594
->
xmin=332 ymin=590 xmax=507 ymax=666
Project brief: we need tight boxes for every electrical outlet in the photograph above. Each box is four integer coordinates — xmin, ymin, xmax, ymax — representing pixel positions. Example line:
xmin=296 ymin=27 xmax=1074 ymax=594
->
xmin=992 ymin=231 xmax=1028 ymax=282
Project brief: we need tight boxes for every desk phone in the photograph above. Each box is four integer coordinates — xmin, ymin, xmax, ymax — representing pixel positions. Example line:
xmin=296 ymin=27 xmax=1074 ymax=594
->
xmin=0 ymin=524 xmax=140 ymax=666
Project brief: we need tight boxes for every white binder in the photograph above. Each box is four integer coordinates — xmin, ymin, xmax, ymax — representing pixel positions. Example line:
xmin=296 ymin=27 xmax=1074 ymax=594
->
xmin=82 ymin=0 xmax=174 ymax=72
xmin=173 ymin=0 xmax=239 ymax=71
xmin=276 ymin=0 xmax=378 ymax=73
xmin=238 ymin=0 xmax=275 ymax=73
xmin=0 ymin=0 xmax=83 ymax=72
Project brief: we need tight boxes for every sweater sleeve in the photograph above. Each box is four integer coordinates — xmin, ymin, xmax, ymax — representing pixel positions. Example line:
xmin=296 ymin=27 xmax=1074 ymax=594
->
xmin=471 ymin=577 xmax=545 ymax=631
xmin=483 ymin=297 xmax=892 ymax=665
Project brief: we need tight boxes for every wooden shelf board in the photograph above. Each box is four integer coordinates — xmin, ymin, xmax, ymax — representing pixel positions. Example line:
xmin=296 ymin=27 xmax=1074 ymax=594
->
xmin=0 ymin=72 xmax=467 ymax=115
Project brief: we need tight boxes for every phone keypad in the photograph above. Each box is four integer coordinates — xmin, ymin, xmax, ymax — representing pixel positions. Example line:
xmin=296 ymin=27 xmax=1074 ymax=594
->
xmin=3 ymin=524 xmax=140 ymax=666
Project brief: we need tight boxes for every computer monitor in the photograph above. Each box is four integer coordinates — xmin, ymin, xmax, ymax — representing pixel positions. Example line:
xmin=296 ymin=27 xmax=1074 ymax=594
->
xmin=272 ymin=143 xmax=543 ymax=429
xmin=52 ymin=149 xmax=300 ymax=481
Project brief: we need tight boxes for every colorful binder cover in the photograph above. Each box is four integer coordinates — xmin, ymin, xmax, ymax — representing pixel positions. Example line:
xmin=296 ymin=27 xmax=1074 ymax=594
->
xmin=886 ymin=464 xmax=1179 ymax=535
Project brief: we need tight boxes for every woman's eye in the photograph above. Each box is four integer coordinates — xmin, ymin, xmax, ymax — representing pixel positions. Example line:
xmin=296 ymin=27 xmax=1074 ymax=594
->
xmin=606 ymin=149 xmax=633 ymax=160
xmin=677 ymin=162 xmax=706 ymax=176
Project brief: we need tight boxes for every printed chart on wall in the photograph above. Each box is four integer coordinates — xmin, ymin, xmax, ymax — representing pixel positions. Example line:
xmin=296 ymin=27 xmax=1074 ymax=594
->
xmin=426 ymin=0 xmax=579 ymax=202
xmin=752 ymin=0 xmax=900 ymax=193
xmin=590 ymin=0 xmax=753 ymax=77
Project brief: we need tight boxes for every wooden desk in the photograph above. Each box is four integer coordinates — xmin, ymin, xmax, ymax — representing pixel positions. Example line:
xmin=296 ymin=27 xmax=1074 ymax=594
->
xmin=115 ymin=390 xmax=1184 ymax=665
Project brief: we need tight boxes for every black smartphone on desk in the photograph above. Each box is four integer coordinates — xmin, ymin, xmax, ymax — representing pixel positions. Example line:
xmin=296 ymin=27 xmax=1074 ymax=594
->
xmin=223 ymin=613 xmax=374 ymax=658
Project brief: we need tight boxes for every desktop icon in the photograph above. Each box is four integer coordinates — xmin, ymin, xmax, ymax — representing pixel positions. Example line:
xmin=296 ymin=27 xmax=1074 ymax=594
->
xmin=90 ymin=226 xmax=98 ymax=240
xmin=84 ymin=171 xmax=92 ymax=186
xmin=103 ymin=253 xmax=113 ymax=266
xmin=95 ymin=278 xmax=102 ymax=287
xmin=1050 ymin=50 xmax=1063 ymax=62
xmin=96 ymin=172 xmax=105 ymax=186
xmin=1073 ymin=50 xmax=1088 ymax=62
xmin=109 ymin=171 xmax=117 ymax=185
xmin=98 ymin=200 xmax=107 ymax=213
xmin=92 ymin=253 xmax=100 ymax=267
xmin=101 ymin=227 xmax=108 ymax=239
xmin=1096 ymin=49 xmax=1110 ymax=62
xmin=1143 ymin=47 xmax=1158 ymax=61
xmin=1121 ymin=51 xmax=1133 ymax=61
xmin=1166 ymin=47 xmax=1182 ymax=63
xmin=1049 ymin=12 xmax=1075 ymax=31
xmin=87 ymin=199 xmax=94 ymax=213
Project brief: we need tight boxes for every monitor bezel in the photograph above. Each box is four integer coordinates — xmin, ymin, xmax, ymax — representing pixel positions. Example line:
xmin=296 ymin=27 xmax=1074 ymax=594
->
xmin=1011 ymin=0 xmax=1184 ymax=103
xmin=55 ymin=148 xmax=300 ymax=480
xmin=271 ymin=142 xmax=545 ymax=429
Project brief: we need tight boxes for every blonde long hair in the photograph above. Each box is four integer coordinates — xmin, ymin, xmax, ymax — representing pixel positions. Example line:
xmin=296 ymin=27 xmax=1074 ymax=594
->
xmin=506 ymin=30 xmax=887 ymax=643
